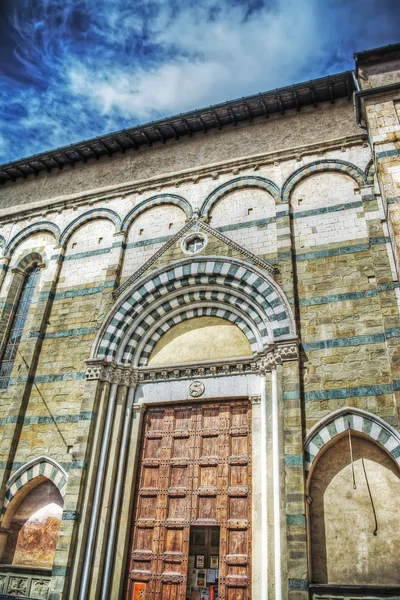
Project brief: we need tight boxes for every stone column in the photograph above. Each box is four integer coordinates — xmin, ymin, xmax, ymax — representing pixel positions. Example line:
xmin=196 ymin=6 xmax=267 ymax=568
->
xmin=256 ymin=341 xmax=301 ymax=600
xmin=50 ymin=360 xmax=137 ymax=600
xmin=249 ymin=394 xmax=263 ymax=600
xmin=109 ymin=401 xmax=146 ymax=599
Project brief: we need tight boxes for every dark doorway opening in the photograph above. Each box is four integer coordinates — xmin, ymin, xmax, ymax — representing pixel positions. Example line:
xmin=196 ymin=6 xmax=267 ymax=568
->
xmin=186 ymin=526 xmax=220 ymax=599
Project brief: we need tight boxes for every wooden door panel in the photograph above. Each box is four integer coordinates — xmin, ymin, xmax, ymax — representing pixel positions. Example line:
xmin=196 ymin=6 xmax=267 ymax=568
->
xmin=127 ymin=400 xmax=251 ymax=600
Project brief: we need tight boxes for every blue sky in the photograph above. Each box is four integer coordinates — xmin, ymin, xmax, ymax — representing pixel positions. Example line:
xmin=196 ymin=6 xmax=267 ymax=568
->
xmin=0 ymin=0 xmax=399 ymax=164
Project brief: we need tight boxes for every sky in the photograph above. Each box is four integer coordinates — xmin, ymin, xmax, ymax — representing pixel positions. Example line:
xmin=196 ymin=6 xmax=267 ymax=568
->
xmin=0 ymin=0 xmax=399 ymax=164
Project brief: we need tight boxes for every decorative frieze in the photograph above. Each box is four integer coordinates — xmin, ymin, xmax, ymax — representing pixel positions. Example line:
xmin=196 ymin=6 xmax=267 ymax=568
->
xmin=0 ymin=570 xmax=51 ymax=599
xmin=138 ymin=359 xmax=254 ymax=383
xmin=137 ymin=341 xmax=298 ymax=383
xmin=84 ymin=359 xmax=138 ymax=386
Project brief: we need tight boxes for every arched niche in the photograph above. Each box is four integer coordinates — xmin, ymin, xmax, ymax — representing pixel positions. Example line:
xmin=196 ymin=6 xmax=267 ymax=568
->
xmin=207 ymin=186 xmax=277 ymax=257
xmin=60 ymin=218 xmax=115 ymax=289
xmin=147 ymin=316 xmax=252 ymax=366
xmin=308 ymin=433 xmax=400 ymax=586
xmin=291 ymin=171 xmax=368 ymax=248
xmin=2 ymin=479 xmax=63 ymax=569
xmin=0 ymin=457 xmax=67 ymax=569
xmin=121 ymin=203 xmax=188 ymax=279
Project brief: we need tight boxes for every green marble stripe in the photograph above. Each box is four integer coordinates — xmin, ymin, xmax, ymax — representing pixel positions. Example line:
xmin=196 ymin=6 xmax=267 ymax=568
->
xmin=387 ymin=197 xmax=400 ymax=204
xmin=378 ymin=281 xmax=399 ymax=292
xmin=289 ymin=579 xmax=308 ymax=591
xmin=8 ymin=372 xmax=86 ymax=386
xmin=43 ymin=327 xmax=98 ymax=339
xmin=299 ymin=289 xmax=377 ymax=306
xmin=215 ymin=217 xmax=276 ymax=233
xmin=52 ymin=565 xmax=70 ymax=576
xmin=62 ymin=511 xmax=80 ymax=521
xmin=376 ymin=149 xmax=400 ymax=158
xmin=386 ymin=328 xmax=400 ymax=339
xmin=276 ymin=210 xmax=290 ymax=219
xmin=370 ymin=236 xmax=390 ymax=245
xmin=0 ymin=412 xmax=95 ymax=426
xmin=37 ymin=281 xmax=114 ymax=302
xmin=283 ymin=390 xmax=300 ymax=400
xmin=301 ymin=333 xmax=385 ymax=351
xmin=326 ymin=421 xmax=338 ymax=438
xmin=126 ymin=234 xmax=173 ymax=248
xmin=292 ymin=200 xmax=363 ymax=219
xmin=0 ymin=460 xmax=86 ymax=471
xmin=285 ymin=455 xmax=303 ymax=466
xmin=305 ymin=384 xmax=393 ymax=402
xmin=286 ymin=514 xmax=306 ymax=525
xmin=60 ymin=247 xmax=112 ymax=261
xmin=295 ymin=243 xmax=370 ymax=261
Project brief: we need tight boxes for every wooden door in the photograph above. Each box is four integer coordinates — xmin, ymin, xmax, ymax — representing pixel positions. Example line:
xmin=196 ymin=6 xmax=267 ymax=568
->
xmin=126 ymin=399 xmax=251 ymax=600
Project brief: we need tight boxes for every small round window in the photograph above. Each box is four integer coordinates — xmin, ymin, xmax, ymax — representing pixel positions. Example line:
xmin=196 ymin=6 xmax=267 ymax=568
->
xmin=181 ymin=232 xmax=208 ymax=255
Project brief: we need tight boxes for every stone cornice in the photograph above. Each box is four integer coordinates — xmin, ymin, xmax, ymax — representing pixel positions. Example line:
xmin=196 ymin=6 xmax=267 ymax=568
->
xmin=85 ymin=359 xmax=138 ymax=386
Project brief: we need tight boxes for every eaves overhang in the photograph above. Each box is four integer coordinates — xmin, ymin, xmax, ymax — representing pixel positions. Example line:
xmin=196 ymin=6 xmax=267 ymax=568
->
xmin=0 ymin=70 xmax=354 ymax=186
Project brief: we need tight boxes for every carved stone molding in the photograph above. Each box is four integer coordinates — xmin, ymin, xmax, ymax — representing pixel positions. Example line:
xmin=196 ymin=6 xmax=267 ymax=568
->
xmin=85 ymin=359 xmax=138 ymax=386
xmin=249 ymin=395 xmax=261 ymax=405
xmin=254 ymin=340 xmax=298 ymax=373
xmin=138 ymin=359 xmax=254 ymax=383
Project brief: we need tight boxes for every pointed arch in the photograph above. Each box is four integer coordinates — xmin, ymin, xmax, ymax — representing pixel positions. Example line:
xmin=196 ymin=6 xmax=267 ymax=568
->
xmin=59 ymin=208 xmax=122 ymax=247
xmin=305 ymin=407 xmax=400 ymax=475
xmin=122 ymin=194 xmax=192 ymax=233
xmin=281 ymin=159 xmax=367 ymax=203
xmin=200 ymin=176 xmax=280 ymax=220
xmin=5 ymin=222 xmax=60 ymax=258
xmin=93 ymin=256 xmax=295 ymax=363
xmin=2 ymin=456 xmax=67 ymax=516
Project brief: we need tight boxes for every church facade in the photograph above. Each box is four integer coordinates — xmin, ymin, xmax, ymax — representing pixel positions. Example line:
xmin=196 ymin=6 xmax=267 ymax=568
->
xmin=0 ymin=43 xmax=399 ymax=600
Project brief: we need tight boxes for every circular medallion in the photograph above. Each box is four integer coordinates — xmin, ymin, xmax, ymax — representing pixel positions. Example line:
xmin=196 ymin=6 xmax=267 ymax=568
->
xmin=189 ymin=380 xmax=205 ymax=397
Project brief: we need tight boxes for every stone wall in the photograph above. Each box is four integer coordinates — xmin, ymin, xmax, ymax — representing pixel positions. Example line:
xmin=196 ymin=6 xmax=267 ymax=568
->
xmin=0 ymin=68 xmax=399 ymax=599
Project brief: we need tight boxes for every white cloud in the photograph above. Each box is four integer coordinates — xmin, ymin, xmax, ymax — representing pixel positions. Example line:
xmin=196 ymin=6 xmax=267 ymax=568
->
xmin=0 ymin=0 xmax=399 ymax=161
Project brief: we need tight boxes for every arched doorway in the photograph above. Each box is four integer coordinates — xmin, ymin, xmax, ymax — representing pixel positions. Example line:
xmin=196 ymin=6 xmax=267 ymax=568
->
xmin=76 ymin=249 xmax=298 ymax=600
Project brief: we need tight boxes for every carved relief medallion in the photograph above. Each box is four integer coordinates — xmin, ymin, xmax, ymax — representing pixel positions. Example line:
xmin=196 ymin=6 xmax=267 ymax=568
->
xmin=189 ymin=380 xmax=205 ymax=397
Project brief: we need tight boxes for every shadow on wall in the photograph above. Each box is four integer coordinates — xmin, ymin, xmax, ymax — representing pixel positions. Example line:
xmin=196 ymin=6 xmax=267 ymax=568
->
xmin=309 ymin=435 xmax=400 ymax=585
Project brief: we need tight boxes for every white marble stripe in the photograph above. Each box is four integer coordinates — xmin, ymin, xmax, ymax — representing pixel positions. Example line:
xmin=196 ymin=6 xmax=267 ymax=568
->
xmin=370 ymin=422 xmax=382 ymax=440
xmin=334 ymin=416 xmax=346 ymax=434
xmin=319 ymin=427 xmax=331 ymax=444
xmin=384 ymin=436 xmax=398 ymax=452
xmin=307 ymin=441 xmax=320 ymax=457
xmin=353 ymin=415 xmax=364 ymax=432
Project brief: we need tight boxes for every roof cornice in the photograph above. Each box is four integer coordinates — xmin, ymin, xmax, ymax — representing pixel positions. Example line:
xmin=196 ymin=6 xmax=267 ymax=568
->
xmin=0 ymin=70 xmax=354 ymax=186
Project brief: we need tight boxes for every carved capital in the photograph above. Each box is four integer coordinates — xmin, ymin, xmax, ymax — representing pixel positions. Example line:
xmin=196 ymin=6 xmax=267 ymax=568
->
xmin=253 ymin=340 xmax=298 ymax=372
xmin=275 ymin=340 xmax=298 ymax=363
xmin=249 ymin=395 xmax=261 ymax=405
xmin=84 ymin=359 xmax=138 ymax=387
xmin=132 ymin=402 xmax=146 ymax=414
